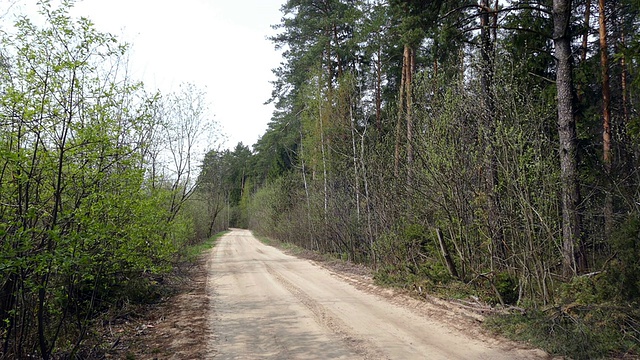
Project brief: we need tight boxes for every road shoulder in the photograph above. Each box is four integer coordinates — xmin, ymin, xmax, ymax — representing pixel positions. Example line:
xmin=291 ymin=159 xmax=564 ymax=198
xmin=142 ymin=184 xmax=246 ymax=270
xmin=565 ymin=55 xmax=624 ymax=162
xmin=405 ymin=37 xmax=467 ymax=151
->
xmin=103 ymin=256 xmax=211 ymax=359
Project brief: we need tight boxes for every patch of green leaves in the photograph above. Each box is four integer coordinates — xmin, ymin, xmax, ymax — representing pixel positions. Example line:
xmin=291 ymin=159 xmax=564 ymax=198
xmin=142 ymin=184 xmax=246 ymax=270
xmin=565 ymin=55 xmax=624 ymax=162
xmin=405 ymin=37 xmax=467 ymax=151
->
xmin=486 ymin=304 xmax=639 ymax=359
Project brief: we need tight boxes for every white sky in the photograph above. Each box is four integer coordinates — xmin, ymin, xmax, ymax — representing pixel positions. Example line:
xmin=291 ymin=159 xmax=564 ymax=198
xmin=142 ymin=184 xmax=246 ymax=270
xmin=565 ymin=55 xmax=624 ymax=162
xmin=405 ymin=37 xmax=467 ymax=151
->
xmin=4 ymin=0 xmax=286 ymax=150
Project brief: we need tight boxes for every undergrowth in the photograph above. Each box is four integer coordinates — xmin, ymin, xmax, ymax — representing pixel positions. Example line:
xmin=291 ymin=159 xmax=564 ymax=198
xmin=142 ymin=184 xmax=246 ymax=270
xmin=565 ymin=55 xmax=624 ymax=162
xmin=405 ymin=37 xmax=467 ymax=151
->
xmin=255 ymin=233 xmax=315 ymax=257
xmin=179 ymin=230 xmax=229 ymax=262
xmin=88 ymin=231 xmax=229 ymax=358
xmin=485 ymin=304 xmax=639 ymax=359
xmin=255 ymin=229 xmax=640 ymax=359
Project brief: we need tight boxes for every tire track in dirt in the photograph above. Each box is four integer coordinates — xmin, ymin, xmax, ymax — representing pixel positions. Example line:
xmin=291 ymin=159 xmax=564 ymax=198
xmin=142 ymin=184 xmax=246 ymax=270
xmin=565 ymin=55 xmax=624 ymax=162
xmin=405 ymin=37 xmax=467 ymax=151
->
xmin=265 ymin=264 xmax=386 ymax=360
xmin=207 ymin=231 xmax=361 ymax=359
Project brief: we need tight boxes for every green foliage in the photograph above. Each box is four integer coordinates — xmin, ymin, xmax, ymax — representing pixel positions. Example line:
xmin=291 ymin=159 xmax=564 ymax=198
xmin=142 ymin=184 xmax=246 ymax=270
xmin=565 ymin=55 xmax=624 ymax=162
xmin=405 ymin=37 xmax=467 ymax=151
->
xmin=0 ymin=2 xmax=208 ymax=357
xmin=252 ymin=115 xmax=299 ymax=183
xmin=247 ymin=180 xmax=281 ymax=237
xmin=552 ymin=213 xmax=640 ymax=306
xmin=373 ymin=224 xmax=452 ymax=287
xmin=602 ymin=213 xmax=640 ymax=301
xmin=494 ymin=272 xmax=518 ymax=305
xmin=248 ymin=173 xmax=311 ymax=245
xmin=488 ymin=264 xmax=640 ymax=358
xmin=246 ymin=0 xmax=640 ymax=358
xmin=501 ymin=1 xmax=554 ymax=88
xmin=487 ymin=305 xmax=640 ymax=359
xmin=179 ymin=231 xmax=229 ymax=263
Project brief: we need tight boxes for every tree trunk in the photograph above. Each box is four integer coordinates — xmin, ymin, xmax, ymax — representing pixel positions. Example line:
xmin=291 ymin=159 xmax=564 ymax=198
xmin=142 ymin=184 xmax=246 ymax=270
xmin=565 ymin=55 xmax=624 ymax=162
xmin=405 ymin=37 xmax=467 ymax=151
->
xmin=360 ymin=131 xmax=375 ymax=266
xmin=349 ymin=96 xmax=361 ymax=221
xmin=599 ymin=0 xmax=613 ymax=238
xmin=436 ymin=228 xmax=459 ymax=279
xmin=207 ymin=203 xmax=222 ymax=238
xmin=394 ymin=44 xmax=410 ymax=178
xmin=480 ymin=0 xmax=504 ymax=267
xmin=553 ymin=0 xmax=583 ymax=278
xmin=406 ymin=45 xmax=415 ymax=188
xmin=576 ymin=0 xmax=590 ymax=108
xmin=620 ymin=33 xmax=629 ymax=127
xmin=581 ymin=0 xmax=591 ymax=63
xmin=394 ymin=44 xmax=416 ymax=187
xmin=319 ymin=89 xmax=329 ymax=220
xmin=375 ymin=46 xmax=382 ymax=134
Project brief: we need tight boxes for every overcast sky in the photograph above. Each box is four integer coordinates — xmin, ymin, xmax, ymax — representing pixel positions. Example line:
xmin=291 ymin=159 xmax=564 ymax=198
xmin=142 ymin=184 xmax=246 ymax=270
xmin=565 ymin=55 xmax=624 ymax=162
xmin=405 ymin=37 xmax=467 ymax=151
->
xmin=5 ymin=0 xmax=286 ymax=150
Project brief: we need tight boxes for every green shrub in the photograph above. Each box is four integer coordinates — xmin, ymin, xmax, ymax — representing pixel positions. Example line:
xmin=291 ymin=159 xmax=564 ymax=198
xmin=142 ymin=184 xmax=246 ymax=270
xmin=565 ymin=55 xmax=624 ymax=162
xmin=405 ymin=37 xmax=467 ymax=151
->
xmin=604 ymin=213 xmax=640 ymax=301
xmin=495 ymin=272 xmax=519 ymax=305
xmin=487 ymin=304 xmax=639 ymax=359
xmin=372 ymin=224 xmax=456 ymax=289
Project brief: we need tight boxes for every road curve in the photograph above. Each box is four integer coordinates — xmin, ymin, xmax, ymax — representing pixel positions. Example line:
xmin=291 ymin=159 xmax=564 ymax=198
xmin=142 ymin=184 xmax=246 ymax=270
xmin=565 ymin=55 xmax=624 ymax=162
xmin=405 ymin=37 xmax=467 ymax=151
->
xmin=205 ymin=229 xmax=546 ymax=360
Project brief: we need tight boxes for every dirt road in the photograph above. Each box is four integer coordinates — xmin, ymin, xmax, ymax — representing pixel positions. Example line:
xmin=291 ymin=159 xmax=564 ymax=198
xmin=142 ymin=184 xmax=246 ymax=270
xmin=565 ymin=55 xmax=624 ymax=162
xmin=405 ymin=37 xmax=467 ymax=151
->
xmin=206 ymin=229 xmax=547 ymax=360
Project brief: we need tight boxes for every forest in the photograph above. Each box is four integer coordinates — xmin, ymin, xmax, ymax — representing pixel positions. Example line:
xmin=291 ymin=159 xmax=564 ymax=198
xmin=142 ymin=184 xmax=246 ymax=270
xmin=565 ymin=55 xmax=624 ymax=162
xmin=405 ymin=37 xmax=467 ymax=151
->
xmin=1 ymin=0 xmax=639 ymax=358
xmin=209 ymin=0 xmax=639 ymax=357
xmin=0 ymin=1 xmax=222 ymax=358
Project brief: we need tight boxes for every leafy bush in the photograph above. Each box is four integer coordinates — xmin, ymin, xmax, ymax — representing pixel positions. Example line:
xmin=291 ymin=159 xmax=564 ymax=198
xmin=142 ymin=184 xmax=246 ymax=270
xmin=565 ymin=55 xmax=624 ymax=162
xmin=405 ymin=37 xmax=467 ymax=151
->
xmin=494 ymin=272 xmax=519 ymax=305
xmin=0 ymin=4 xmax=205 ymax=357
xmin=373 ymin=224 xmax=453 ymax=288
xmin=486 ymin=305 xmax=639 ymax=359
xmin=603 ymin=213 xmax=640 ymax=301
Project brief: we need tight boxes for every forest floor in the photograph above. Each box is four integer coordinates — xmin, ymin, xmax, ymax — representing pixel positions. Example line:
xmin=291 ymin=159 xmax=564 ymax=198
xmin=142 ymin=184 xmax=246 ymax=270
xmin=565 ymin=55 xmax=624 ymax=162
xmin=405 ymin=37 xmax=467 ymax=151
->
xmin=105 ymin=229 xmax=553 ymax=359
xmin=102 ymin=256 xmax=211 ymax=359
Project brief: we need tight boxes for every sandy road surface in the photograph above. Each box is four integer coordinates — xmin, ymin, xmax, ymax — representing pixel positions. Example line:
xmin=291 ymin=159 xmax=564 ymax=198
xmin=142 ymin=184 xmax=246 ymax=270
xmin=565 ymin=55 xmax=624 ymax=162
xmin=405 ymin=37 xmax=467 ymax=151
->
xmin=206 ymin=229 xmax=547 ymax=360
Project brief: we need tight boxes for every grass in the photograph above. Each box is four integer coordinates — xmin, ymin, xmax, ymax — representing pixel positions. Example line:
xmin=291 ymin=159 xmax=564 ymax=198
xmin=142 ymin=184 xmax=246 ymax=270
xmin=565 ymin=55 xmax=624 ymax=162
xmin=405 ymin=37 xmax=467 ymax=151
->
xmin=254 ymin=233 xmax=274 ymax=246
xmin=254 ymin=233 xmax=305 ymax=255
xmin=181 ymin=230 xmax=229 ymax=261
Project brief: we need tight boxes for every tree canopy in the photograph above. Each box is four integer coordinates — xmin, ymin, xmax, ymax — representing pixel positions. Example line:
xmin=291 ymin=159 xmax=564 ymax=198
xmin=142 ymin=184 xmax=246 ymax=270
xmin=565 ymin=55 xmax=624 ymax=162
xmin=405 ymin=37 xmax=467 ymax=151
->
xmin=235 ymin=0 xmax=640 ymax=357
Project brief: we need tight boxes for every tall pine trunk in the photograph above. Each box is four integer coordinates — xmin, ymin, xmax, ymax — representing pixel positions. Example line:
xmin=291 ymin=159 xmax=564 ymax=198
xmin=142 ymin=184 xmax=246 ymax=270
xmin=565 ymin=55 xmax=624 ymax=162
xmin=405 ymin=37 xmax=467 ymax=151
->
xmin=581 ymin=0 xmax=591 ymax=63
xmin=394 ymin=44 xmax=411 ymax=178
xmin=406 ymin=45 xmax=415 ymax=188
xmin=375 ymin=46 xmax=382 ymax=133
xmin=394 ymin=44 xmax=415 ymax=186
xmin=553 ymin=0 xmax=584 ymax=278
xmin=599 ymin=0 xmax=614 ymax=237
